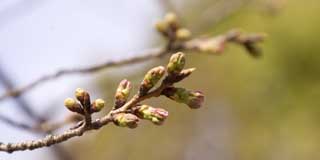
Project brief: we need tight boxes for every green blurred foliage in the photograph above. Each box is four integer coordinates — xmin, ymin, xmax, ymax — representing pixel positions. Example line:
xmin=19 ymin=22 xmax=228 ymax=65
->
xmin=69 ymin=0 xmax=320 ymax=159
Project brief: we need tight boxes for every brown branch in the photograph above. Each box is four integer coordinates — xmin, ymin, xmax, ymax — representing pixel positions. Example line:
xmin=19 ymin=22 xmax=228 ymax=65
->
xmin=0 ymin=50 xmax=204 ymax=153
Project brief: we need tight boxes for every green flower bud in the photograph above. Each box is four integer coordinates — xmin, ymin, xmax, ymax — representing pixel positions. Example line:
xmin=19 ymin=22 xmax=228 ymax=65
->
xmin=162 ymin=87 xmax=204 ymax=109
xmin=64 ymin=98 xmax=83 ymax=114
xmin=114 ymin=79 xmax=132 ymax=109
xmin=75 ymin=88 xmax=91 ymax=107
xmin=167 ymin=52 xmax=186 ymax=75
xmin=176 ymin=28 xmax=191 ymax=40
xmin=135 ymin=105 xmax=169 ymax=125
xmin=113 ymin=113 xmax=139 ymax=129
xmin=91 ymin=99 xmax=105 ymax=113
xmin=139 ymin=66 xmax=165 ymax=95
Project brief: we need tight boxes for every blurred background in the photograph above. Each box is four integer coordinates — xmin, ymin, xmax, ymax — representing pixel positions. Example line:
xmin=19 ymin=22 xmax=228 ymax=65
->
xmin=0 ymin=0 xmax=319 ymax=159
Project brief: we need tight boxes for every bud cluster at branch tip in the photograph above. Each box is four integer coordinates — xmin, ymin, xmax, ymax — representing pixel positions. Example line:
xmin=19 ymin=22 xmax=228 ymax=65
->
xmin=114 ymin=79 xmax=132 ymax=109
xmin=64 ymin=88 xmax=106 ymax=114
xmin=135 ymin=105 xmax=169 ymax=125
xmin=63 ymin=51 xmax=204 ymax=131
xmin=155 ymin=12 xmax=192 ymax=40
xmin=113 ymin=113 xmax=139 ymax=129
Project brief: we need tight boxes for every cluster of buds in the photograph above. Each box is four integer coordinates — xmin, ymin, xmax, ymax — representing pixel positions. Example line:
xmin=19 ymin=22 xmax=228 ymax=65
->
xmin=163 ymin=52 xmax=204 ymax=109
xmin=165 ymin=52 xmax=196 ymax=84
xmin=155 ymin=12 xmax=191 ymax=41
xmin=111 ymin=52 xmax=203 ymax=128
xmin=63 ymin=52 xmax=204 ymax=129
xmin=64 ymin=88 xmax=105 ymax=114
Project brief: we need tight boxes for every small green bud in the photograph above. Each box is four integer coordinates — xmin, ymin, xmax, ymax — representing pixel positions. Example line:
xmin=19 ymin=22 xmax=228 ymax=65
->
xmin=113 ymin=113 xmax=139 ymax=129
xmin=114 ymin=79 xmax=132 ymax=109
xmin=135 ymin=105 xmax=169 ymax=125
xmin=162 ymin=87 xmax=204 ymax=109
xmin=176 ymin=28 xmax=191 ymax=40
xmin=75 ymin=88 xmax=91 ymax=107
xmin=64 ymin=98 xmax=83 ymax=114
xmin=167 ymin=52 xmax=186 ymax=75
xmin=91 ymin=99 xmax=105 ymax=113
xmin=139 ymin=66 xmax=166 ymax=95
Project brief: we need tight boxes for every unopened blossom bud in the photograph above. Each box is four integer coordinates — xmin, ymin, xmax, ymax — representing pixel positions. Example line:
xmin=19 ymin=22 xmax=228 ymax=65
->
xmin=114 ymin=79 xmax=132 ymax=109
xmin=64 ymin=98 xmax=83 ymax=114
xmin=139 ymin=66 xmax=166 ymax=95
xmin=187 ymin=91 xmax=205 ymax=109
xmin=75 ymin=88 xmax=91 ymax=107
xmin=113 ymin=113 xmax=139 ymax=129
xmin=135 ymin=105 xmax=169 ymax=125
xmin=176 ymin=28 xmax=191 ymax=40
xmin=167 ymin=52 xmax=186 ymax=75
xmin=162 ymin=87 xmax=204 ymax=109
xmin=91 ymin=99 xmax=105 ymax=113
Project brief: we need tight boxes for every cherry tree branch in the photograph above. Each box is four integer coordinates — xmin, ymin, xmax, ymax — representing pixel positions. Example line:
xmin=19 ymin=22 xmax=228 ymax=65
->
xmin=0 ymin=13 xmax=265 ymax=154
xmin=0 ymin=52 xmax=194 ymax=153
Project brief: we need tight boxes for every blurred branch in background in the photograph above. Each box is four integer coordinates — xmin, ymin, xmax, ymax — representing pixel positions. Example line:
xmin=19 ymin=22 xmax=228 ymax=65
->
xmin=0 ymin=65 xmax=43 ymax=122
xmin=0 ymin=65 xmax=75 ymax=159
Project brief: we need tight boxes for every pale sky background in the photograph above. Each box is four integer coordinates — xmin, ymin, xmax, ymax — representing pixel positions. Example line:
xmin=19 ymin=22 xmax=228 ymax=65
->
xmin=0 ymin=0 xmax=163 ymax=159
